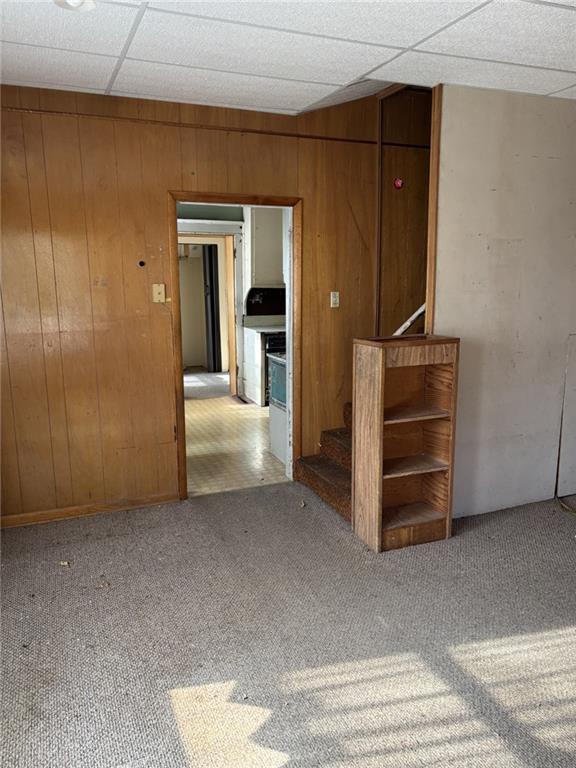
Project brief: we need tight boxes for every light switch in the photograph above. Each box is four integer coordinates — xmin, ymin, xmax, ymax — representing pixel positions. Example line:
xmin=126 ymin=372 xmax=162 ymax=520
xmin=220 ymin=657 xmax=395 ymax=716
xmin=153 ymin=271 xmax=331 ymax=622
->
xmin=152 ymin=283 xmax=166 ymax=303
xmin=330 ymin=291 xmax=340 ymax=308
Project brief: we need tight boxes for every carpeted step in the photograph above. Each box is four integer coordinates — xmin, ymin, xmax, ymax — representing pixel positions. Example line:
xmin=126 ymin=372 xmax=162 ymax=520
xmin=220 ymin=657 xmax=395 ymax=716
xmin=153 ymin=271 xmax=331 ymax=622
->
xmin=320 ymin=428 xmax=352 ymax=470
xmin=343 ymin=401 xmax=352 ymax=430
xmin=294 ymin=455 xmax=352 ymax=521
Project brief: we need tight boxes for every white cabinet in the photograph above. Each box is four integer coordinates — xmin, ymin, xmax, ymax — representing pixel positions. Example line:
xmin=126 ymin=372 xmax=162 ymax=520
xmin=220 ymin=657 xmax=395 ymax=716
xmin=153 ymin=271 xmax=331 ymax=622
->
xmin=269 ymin=403 xmax=287 ymax=465
xmin=251 ymin=208 xmax=284 ymax=287
xmin=242 ymin=328 xmax=265 ymax=405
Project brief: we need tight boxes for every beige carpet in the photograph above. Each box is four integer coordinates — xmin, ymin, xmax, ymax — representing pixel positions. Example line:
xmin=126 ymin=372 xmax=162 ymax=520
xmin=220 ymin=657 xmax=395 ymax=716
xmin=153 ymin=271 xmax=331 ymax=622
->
xmin=2 ymin=486 xmax=575 ymax=767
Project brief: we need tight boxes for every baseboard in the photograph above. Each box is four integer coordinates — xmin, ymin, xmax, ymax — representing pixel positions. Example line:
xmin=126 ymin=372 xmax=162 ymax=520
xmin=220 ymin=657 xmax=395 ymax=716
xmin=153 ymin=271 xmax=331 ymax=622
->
xmin=1 ymin=493 xmax=180 ymax=528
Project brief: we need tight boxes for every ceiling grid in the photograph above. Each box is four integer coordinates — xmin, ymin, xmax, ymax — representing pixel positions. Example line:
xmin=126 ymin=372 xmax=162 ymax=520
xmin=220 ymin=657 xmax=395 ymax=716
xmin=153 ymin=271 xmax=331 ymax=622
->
xmin=1 ymin=0 xmax=574 ymax=113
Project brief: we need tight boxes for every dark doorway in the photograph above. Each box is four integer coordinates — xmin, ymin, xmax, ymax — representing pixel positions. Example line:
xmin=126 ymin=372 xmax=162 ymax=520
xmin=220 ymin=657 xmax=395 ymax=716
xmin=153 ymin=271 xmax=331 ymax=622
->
xmin=202 ymin=244 xmax=222 ymax=372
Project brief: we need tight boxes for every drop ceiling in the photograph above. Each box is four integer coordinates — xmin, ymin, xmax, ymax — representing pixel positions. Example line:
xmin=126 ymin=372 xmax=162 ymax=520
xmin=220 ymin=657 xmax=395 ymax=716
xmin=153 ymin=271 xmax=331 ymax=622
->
xmin=1 ymin=0 xmax=575 ymax=114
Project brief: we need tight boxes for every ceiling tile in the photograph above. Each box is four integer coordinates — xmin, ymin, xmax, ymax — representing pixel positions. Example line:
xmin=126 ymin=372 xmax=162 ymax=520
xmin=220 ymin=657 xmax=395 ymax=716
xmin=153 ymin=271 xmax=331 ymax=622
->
xmin=112 ymin=58 xmax=335 ymax=111
xmin=419 ymin=0 xmax=576 ymax=71
xmin=525 ymin=0 xmax=576 ymax=7
xmin=368 ymin=50 xmax=576 ymax=93
xmin=148 ymin=1 xmax=486 ymax=47
xmin=302 ymin=78 xmax=392 ymax=111
xmin=1 ymin=42 xmax=116 ymax=90
xmin=127 ymin=8 xmax=397 ymax=84
xmin=0 ymin=0 xmax=139 ymax=56
xmin=550 ymin=84 xmax=576 ymax=97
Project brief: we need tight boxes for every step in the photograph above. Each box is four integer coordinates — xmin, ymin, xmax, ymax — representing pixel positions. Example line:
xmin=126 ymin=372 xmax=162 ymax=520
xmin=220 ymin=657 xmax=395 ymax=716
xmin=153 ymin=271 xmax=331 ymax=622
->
xmin=320 ymin=428 xmax=352 ymax=470
xmin=343 ymin=401 xmax=353 ymax=430
xmin=295 ymin=455 xmax=351 ymax=521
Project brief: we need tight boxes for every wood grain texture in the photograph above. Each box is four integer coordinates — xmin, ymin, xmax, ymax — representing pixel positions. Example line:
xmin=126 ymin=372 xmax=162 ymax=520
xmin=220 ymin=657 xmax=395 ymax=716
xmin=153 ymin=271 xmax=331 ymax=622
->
xmin=1 ymin=87 xmax=378 ymax=523
xmin=425 ymin=85 xmax=443 ymax=334
xmin=22 ymin=113 xmax=74 ymax=509
xmin=2 ymin=85 xmax=377 ymax=144
xmin=352 ymin=335 xmax=459 ymax=551
xmin=386 ymin=343 xmax=456 ymax=367
xmin=377 ymin=87 xmax=432 ymax=336
xmin=381 ymin=513 xmax=445 ymax=551
xmin=381 ymin=88 xmax=432 ymax=147
xmin=1 ymin=492 xmax=178 ymax=528
xmin=291 ymin=201 xmax=303 ymax=463
xmin=352 ymin=343 xmax=384 ymax=551
xmin=379 ymin=145 xmax=430 ymax=335
xmin=384 ymin=404 xmax=449 ymax=424
xmin=299 ymin=137 xmax=377 ymax=455
xmin=2 ymin=111 xmax=57 ymax=513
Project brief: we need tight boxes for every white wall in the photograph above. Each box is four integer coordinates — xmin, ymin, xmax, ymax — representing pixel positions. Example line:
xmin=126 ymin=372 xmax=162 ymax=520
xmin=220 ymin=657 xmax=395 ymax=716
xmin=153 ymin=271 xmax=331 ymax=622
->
xmin=251 ymin=207 xmax=284 ymax=287
xmin=434 ymin=86 xmax=576 ymax=517
xmin=179 ymin=250 xmax=206 ymax=368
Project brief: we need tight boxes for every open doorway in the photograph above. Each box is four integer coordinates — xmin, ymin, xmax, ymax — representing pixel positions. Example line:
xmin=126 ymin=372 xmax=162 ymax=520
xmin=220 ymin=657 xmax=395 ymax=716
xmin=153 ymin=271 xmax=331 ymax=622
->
xmin=178 ymin=235 xmax=235 ymax=402
xmin=173 ymin=198 xmax=300 ymax=498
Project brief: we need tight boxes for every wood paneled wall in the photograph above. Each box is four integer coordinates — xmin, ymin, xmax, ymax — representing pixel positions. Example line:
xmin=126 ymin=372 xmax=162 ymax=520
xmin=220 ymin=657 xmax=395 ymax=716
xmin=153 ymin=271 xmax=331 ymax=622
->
xmin=1 ymin=86 xmax=378 ymax=524
xmin=378 ymin=89 xmax=432 ymax=335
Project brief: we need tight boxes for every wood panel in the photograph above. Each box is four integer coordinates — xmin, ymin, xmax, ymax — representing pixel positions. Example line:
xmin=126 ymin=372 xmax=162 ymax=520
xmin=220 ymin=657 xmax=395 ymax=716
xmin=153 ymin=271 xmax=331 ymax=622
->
xmin=1 ymin=86 xmax=379 ymax=524
xmin=298 ymin=137 xmax=377 ymax=455
xmin=22 ymin=113 xmax=74 ymax=509
xmin=379 ymin=145 xmax=430 ymax=335
xmin=2 ymin=84 xmax=377 ymax=144
xmin=1 ymin=111 xmax=56 ymax=513
xmin=42 ymin=114 xmax=106 ymax=507
xmin=381 ymin=88 xmax=432 ymax=147
xmin=0 ymin=291 xmax=22 ymax=515
xmin=352 ymin=343 xmax=384 ymax=551
xmin=386 ymin=342 xmax=456 ymax=368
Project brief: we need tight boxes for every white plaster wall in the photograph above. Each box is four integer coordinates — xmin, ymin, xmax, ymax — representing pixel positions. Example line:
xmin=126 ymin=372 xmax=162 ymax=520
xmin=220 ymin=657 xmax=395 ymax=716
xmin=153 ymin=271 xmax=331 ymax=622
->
xmin=434 ymin=86 xmax=576 ymax=517
xmin=179 ymin=251 xmax=207 ymax=368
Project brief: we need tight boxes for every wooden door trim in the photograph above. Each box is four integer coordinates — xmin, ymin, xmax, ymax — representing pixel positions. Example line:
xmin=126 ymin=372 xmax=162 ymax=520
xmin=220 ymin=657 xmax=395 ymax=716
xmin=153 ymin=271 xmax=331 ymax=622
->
xmin=425 ymin=84 xmax=443 ymax=334
xmin=291 ymin=200 xmax=303 ymax=469
xmin=169 ymin=191 xmax=303 ymax=500
xmin=167 ymin=194 xmax=188 ymax=499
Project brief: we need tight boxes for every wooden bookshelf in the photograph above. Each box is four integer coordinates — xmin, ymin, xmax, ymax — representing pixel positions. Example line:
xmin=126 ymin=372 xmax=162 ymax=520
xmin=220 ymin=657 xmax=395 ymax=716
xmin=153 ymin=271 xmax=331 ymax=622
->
xmin=352 ymin=334 xmax=460 ymax=552
xmin=383 ymin=404 xmax=450 ymax=425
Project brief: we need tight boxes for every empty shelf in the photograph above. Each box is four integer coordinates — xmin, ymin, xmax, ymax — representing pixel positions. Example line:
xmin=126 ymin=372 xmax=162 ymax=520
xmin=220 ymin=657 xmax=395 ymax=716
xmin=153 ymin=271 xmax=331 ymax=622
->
xmin=383 ymin=404 xmax=450 ymax=425
xmin=382 ymin=502 xmax=445 ymax=530
xmin=382 ymin=453 xmax=449 ymax=479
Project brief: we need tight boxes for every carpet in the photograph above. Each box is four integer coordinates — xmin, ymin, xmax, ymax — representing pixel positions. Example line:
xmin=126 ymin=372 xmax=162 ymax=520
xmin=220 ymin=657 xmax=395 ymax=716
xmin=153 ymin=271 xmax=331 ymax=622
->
xmin=2 ymin=486 xmax=575 ymax=768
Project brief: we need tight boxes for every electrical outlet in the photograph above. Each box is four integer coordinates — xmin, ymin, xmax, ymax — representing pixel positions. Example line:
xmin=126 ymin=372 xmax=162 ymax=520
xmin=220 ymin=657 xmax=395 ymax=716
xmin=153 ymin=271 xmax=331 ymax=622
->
xmin=330 ymin=291 xmax=340 ymax=308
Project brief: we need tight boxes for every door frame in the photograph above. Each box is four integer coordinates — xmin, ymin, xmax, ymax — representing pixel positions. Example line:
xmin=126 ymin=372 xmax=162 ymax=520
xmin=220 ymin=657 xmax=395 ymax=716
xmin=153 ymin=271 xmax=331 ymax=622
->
xmin=168 ymin=191 xmax=303 ymax=500
xmin=176 ymin=232 xmax=238 ymax=395
xmin=224 ymin=235 xmax=237 ymax=396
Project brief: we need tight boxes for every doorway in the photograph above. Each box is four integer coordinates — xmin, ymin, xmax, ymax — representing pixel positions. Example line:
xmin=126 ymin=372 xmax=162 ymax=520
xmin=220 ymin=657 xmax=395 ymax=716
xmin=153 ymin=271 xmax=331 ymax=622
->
xmin=171 ymin=195 xmax=302 ymax=499
xmin=178 ymin=234 xmax=235 ymax=405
